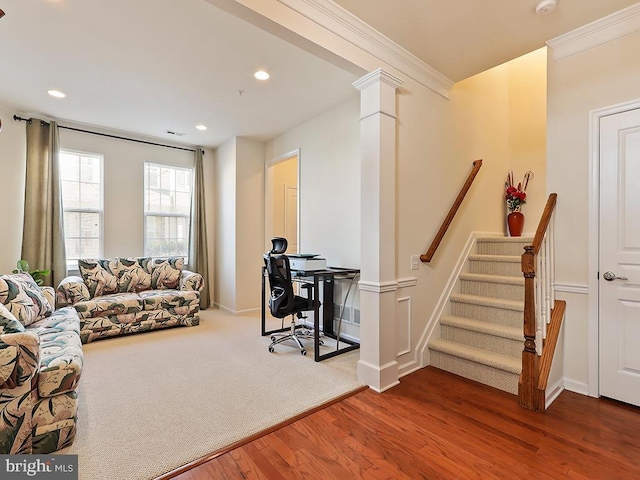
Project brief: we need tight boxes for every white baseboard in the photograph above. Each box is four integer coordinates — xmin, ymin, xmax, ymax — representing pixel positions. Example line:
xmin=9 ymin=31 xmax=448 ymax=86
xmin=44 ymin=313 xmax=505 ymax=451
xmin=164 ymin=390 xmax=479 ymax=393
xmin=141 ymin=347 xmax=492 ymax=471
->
xmin=418 ymin=232 xmax=485 ymax=366
xmin=546 ymin=378 xmax=565 ymax=409
xmin=357 ymin=359 xmax=400 ymax=392
xmin=563 ymin=378 xmax=590 ymax=396
xmin=212 ymin=303 xmax=260 ymax=316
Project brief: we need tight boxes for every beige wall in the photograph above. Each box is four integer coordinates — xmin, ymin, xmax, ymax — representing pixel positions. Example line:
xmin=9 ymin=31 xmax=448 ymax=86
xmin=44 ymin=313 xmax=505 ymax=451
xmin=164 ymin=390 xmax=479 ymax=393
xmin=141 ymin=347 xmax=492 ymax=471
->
xmin=548 ymin=29 xmax=640 ymax=391
xmin=0 ymin=113 xmax=216 ymax=301
xmin=266 ymin=96 xmax=361 ymax=268
xmin=214 ymin=138 xmax=237 ymax=311
xmin=59 ymin=128 xmax=195 ymax=259
xmin=213 ymin=136 xmax=265 ymax=313
xmin=0 ymin=107 xmax=27 ymax=273
xmin=267 ymin=156 xmax=297 ymax=243
xmin=235 ymin=137 xmax=265 ymax=312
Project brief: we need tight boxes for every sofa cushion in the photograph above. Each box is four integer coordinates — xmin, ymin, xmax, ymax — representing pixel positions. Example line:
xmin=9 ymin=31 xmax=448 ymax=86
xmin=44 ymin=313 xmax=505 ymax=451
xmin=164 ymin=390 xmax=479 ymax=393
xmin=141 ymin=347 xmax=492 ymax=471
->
xmin=38 ymin=330 xmax=83 ymax=397
xmin=78 ymin=259 xmax=119 ymax=298
xmin=28 ymin=307 xmax=80 ymax=337
xmin=151 ymin=258 xmax=184 ymax=290
xmin=117 ymin=257 xmax=153 ymax=293
xmin=74 ymin=293 xmax=144 ymax=319
xmin=139 ymin=289 xmax=200 ymax=311
xmin=0 ymin=273 xmax=53 ymax=326
xmin=0 ymin=303 xmax=25 ymax=335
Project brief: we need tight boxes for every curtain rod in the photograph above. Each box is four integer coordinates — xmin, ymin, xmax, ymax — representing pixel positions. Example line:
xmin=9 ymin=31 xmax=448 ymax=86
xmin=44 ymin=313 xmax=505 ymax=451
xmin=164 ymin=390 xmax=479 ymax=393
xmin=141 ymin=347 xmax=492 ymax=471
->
xmin=13 ymin=115 xmax=202 ymax=154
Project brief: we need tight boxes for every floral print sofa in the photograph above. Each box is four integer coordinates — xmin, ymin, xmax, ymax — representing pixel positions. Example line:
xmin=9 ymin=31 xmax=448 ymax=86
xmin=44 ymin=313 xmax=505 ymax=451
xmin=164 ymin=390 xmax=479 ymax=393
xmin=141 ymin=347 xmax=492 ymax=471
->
xmin=0 ymin=272 xmax=83 ymax=454
xmin=56 ymin=257 xmax=203 ymax=344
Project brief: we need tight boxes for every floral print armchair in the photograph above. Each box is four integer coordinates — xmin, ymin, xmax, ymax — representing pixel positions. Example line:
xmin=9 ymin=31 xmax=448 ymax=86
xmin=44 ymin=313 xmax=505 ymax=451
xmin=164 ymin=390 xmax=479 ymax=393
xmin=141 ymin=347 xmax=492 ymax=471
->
xmin=0 ymin=273 xmax=83 ymax=454
xmin=56 ymin=257 xmax=204 ymax=344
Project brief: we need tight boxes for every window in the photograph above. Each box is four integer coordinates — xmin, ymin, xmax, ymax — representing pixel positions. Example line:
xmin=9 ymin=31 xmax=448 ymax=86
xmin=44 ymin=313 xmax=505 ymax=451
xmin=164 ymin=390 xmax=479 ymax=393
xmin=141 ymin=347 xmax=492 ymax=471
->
xmin=60 ymin=150 xmax=104 ymax=269
xmin=144 ymin=162 xmax=192 ymax=258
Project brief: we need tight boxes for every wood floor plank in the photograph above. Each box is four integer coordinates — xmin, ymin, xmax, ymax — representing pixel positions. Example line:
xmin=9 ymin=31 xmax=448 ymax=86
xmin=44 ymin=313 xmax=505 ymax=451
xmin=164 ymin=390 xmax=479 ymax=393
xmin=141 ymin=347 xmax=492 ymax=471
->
xmin=170 ymin=367 xmax=640 ymax=480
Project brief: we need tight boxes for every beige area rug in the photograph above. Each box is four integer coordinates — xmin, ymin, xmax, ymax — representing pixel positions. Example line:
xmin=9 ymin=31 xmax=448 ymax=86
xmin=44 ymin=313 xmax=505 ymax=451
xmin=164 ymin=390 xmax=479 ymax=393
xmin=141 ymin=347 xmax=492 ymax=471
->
xmin=59 ymin=309 xmax=362 ymax=480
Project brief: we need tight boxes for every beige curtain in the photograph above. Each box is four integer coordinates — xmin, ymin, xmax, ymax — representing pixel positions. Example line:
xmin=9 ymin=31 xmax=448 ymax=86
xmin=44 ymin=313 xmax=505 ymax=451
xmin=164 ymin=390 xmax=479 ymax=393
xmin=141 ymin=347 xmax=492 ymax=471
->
xmin=189 ymin=148 xmax=210 ymax=308
xmin=22 ymin=119 xmax=67 ymax=287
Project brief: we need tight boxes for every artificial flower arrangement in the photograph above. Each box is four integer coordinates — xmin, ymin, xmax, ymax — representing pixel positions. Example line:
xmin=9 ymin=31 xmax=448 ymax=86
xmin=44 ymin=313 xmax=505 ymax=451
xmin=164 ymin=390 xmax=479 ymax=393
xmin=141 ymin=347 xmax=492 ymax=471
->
xmin=505 ymin=170 xmax=533 ymax=212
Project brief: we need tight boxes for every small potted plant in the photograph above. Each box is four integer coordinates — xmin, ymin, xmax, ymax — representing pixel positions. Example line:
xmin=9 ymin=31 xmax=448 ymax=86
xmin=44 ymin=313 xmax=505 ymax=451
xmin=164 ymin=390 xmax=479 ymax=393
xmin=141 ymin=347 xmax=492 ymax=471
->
xmin=13 ymin=260 xmax=51 ymax=286
xmin=505 ymin=170 xmax=533 ymax=237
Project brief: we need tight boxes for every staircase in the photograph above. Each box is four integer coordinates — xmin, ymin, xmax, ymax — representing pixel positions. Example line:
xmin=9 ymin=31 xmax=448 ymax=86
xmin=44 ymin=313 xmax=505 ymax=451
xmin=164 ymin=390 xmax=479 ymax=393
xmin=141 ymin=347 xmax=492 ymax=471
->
xmin=428 ymin=236 xmax=532 ymax=395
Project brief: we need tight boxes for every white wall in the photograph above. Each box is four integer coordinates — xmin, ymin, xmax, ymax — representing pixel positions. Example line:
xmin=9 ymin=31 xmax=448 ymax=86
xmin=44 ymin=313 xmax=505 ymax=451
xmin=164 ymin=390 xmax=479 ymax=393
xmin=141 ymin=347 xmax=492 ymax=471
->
xmin=235 ymin=137 xmax=265 ymax=312
xmin=0 ymin=108 xmax=27 ymax=273
xmin=0 ymin=112 xmax=215 ymax=302
xmin=59 ymin=128 xmax=195 ymax=259
xmin=547 ymin=29 xmax=640 ymax=392
xmin=266 ymin=96 xmax=361 ymax=268
xmin=214 ymin=138 xmax=237 ymax=311
xmin=213 ymin=136 xmax=265 ymax=313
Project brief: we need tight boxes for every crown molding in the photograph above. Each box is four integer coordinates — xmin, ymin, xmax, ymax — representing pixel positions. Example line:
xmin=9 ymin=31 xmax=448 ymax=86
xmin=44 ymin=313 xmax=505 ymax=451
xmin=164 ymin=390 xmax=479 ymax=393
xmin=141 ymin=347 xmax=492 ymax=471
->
xmin=277 ymin=0 xmax=453 ymax=98
xmin=547 ymin=2 xmax=640 ymax=61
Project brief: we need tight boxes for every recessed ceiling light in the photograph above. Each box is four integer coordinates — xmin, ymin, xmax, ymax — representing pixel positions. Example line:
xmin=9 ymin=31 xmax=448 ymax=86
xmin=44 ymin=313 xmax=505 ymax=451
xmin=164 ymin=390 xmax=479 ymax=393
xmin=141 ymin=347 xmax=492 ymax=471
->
xmin=195 ymin=125 xmax=207 ymax=131
xmin=254 ymin=70 xmax=270 ymax=80
xmin=48 ymin=90 xmax=66 ymax=98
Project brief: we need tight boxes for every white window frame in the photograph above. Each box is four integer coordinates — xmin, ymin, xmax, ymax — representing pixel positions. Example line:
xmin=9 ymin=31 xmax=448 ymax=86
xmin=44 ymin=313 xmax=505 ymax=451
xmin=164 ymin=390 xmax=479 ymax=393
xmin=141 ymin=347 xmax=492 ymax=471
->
xmin=143 ymin=162 xmax=193 ymax=259
xmin=60 ymin=149 xmax=104 ymax=271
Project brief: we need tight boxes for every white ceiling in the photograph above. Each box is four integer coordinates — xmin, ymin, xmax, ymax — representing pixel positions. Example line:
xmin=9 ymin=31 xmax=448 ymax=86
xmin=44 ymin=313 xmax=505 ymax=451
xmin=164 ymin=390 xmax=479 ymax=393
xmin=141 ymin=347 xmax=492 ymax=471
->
xmin=332 ymin=0 xmax=640 ymax=82
xmin=0 ymin=1 xmax=637 ymax=148
xmin=0 ymin=0 xmax=359 ymax=148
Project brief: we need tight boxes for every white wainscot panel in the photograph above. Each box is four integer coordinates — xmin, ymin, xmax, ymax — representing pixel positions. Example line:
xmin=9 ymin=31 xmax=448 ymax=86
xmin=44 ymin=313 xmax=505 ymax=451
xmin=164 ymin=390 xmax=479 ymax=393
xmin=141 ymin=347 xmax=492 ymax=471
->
xmin=396 ymin=296 xmax=411 ymax=356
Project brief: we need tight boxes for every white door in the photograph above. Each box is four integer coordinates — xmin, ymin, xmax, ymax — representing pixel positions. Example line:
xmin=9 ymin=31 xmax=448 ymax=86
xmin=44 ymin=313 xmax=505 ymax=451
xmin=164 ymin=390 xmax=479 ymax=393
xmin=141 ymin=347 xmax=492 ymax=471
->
xmin=284 ymin=185 xmax=298 ymax=253
xmin=599 ymin=108 xmax=640 ymax=406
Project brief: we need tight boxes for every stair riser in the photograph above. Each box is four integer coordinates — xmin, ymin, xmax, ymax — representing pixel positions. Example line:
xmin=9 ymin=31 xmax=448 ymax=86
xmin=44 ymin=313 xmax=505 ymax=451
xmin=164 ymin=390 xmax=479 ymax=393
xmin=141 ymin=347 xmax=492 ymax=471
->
xmin=440 ymin=325 xmax=523 ymax=358
xmin=468 ymin=260 xmax=521 ymax=277
xmin=476 ymin=241 xmax=529 ymax=256
xmin=451 ymin=301 xmax=523 ymax=328
xmin=430 ymin=351 xmax=519 ymax=395
xmin=461 ymin=280 xmax=524 ymax=302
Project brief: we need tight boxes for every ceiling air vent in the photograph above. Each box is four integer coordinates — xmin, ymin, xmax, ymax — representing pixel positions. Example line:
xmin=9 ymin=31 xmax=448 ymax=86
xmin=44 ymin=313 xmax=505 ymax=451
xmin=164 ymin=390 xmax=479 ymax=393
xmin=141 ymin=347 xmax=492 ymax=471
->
xmin=165 ymin=130 xmax=186 ymax=136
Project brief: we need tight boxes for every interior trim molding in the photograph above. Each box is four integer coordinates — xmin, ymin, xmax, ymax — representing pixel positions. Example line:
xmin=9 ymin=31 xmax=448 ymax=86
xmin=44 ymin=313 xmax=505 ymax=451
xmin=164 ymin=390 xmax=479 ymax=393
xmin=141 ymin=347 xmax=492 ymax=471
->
xmin=276 ymin=0 xmax=453 ymax=98
xmin=563 ymin=378 xmax=589 ymax=397
xmin=397 ymin=277 xmax=418 ymax=289
xmin=358 ymin=280 xmax=398 ymax=293
xmin=554 ymin=283 xmax=589 ymax=295
xmin=547 ymin=3 xmax=640 ymax=61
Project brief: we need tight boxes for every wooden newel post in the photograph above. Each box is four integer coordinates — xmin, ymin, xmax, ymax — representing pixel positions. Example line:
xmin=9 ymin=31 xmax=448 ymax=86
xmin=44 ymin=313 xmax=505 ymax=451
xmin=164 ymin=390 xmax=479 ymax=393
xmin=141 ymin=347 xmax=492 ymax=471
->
xmin=519 ymin=246 xmax=539 ymax=410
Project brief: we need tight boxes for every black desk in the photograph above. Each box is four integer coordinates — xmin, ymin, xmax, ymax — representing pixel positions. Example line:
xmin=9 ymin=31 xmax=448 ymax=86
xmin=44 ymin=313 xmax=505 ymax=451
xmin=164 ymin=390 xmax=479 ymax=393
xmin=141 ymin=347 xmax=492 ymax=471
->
xmin=261 ymin=266 xmax=361 ymax=362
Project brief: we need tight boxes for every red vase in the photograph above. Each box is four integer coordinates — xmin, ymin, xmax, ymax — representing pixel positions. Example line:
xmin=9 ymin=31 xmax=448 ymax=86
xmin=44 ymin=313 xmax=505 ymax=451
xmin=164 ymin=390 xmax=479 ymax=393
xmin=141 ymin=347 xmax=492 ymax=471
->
xmin=507 ymin=211 xmax=525 ymax=237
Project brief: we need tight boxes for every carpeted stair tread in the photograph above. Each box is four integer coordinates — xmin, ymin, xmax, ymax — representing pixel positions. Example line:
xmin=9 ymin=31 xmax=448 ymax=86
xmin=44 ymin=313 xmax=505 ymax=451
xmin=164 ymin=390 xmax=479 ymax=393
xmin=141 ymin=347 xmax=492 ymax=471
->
xmin=459 ymin=273 xmax=524 ymax=285
xmin=429 ymin=338 xmax=521 ymax=374
xmin=476 ymin=236 xmax=534 ymax=243
xmin=450 ymin=293 xmax=524 ymax=311
xmin=468 ymin=254 xmax=521 ymax=263
xmin=440 ymin=315 xmax=522 ymax=341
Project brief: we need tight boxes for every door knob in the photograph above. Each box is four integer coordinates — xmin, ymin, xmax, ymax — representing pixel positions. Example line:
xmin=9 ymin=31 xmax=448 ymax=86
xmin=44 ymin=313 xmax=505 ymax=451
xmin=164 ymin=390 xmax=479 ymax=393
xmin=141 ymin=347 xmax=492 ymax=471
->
xmin=603 ymin=271 xmax=629 ymax=281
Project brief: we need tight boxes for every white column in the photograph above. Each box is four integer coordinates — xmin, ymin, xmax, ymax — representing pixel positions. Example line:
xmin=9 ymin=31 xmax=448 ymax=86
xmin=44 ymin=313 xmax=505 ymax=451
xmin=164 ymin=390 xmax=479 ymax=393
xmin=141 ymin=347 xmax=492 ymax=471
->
xmin=353 ymin=68 xmax=403 ymax=392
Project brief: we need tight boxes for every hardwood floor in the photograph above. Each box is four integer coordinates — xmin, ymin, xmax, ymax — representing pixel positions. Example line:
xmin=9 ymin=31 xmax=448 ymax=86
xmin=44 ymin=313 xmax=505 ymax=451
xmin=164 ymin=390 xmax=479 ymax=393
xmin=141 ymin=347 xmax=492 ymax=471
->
xmin=170 ymin=367 xmax=640 ymax=479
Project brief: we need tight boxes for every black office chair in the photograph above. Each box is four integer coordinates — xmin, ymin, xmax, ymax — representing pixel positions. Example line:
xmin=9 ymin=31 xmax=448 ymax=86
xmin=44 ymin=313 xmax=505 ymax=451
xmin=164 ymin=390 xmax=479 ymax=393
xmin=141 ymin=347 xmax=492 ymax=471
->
xmin=264 ymin=237 xmax=319 ymax=355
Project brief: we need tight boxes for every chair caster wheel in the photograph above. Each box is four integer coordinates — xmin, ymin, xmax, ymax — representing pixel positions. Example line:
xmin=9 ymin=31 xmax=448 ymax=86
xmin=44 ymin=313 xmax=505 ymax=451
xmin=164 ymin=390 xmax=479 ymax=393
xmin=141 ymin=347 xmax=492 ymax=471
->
xmin=319 ymin=340 xmax=324 ymax=346
xmin=270 ymin=336 xmax=276 ymax=342
xmin=301 ymin=350 xmax=307 ymax=356
xmin=269 ymin=346 xmax=274 ymax=353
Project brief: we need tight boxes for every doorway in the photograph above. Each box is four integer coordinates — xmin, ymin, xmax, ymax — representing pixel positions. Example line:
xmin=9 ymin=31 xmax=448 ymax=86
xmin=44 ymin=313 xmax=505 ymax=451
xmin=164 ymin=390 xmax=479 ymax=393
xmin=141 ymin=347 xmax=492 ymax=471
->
xmin=596 ymin=106 xmax=640 ymax=407
xmin=265 ymin=150 xmax=299 ymax=254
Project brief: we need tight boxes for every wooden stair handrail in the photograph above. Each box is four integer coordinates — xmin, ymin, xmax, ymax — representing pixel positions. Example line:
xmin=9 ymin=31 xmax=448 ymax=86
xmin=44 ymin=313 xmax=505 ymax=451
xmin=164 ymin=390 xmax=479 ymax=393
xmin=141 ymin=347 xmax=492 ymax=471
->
xmin=519 ymin=193 xmax=560 ymax=412
xmin=531 ymin=193 xmax=557 ymax=255
xmin=421 ymin=159 xmax=483 ymax=263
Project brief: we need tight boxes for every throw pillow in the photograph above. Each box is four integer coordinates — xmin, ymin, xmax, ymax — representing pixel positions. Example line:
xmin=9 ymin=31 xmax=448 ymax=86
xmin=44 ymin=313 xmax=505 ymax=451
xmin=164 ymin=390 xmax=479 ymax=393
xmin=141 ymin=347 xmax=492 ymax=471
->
xmin=78 ymin=259 xmax=119 ymax=298
xmin=117 ymin=257 xmax=152 ymax=293
xmin=151 ymin=257 xmax=184 ymax=290
xmin=0 ymin=272 xmax=53 ymax=326
xmin=0 ymin=302 xmax=25 ymax=334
